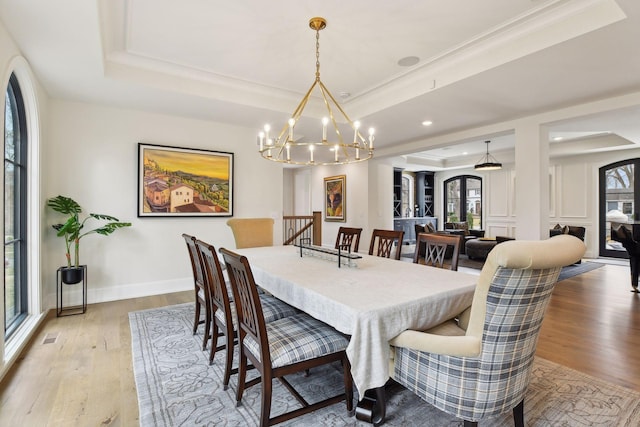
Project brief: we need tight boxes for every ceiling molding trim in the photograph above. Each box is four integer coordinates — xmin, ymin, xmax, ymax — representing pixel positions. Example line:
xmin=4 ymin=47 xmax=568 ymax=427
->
xmin=344 ymin=0 xmax=626 ymax=119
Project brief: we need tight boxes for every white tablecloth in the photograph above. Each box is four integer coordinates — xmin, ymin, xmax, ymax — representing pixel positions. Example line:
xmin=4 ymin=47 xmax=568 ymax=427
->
xmin=234 ymin=245 xmax=477 ymax=394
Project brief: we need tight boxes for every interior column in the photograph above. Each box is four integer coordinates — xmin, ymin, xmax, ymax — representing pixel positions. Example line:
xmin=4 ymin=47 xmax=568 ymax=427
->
xmin=514 ymin=120 xmax=550 ymax=240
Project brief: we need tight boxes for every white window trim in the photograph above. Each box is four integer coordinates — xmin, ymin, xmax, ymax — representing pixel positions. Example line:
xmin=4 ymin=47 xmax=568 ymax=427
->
xmin=1 ymin=56 xmax=44 ymax=382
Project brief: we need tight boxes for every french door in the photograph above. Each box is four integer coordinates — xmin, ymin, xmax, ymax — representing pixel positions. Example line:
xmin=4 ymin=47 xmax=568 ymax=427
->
xmin=599 ymin=159 xmax=639 ymax=258
xmin=444 ymin=175 xmax=482 ymax=230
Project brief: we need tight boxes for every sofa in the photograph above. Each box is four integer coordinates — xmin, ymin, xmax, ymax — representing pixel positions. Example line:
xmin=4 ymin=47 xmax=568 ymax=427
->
xmin=443 ymin=222 xmax=485 ymax=254
xmin=549 ymin=224 xmax=585 ymax=263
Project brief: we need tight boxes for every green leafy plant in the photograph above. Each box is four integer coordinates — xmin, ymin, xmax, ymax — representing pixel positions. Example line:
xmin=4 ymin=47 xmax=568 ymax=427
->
xmin=47 ymin=195 xmax=132 ymax=268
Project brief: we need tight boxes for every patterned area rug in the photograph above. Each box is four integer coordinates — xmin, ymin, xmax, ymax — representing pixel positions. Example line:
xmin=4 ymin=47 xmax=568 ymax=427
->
xmin=130 ymin=303 xmax=640 ymax=426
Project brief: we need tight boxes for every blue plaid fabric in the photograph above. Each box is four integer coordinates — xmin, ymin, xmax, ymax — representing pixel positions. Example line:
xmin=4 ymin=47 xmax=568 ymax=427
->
xmin=215 ymin=294 xmax=298 ymax=329
xmin=393 ymin=266 xmax=561 ymax=421
xmin=244 ymin=313 xmax=349 ymax=368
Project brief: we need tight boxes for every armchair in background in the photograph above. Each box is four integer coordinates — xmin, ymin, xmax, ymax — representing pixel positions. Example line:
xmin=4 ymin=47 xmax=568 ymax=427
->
xmin=226 ymin=218 xmax=274 ymax=249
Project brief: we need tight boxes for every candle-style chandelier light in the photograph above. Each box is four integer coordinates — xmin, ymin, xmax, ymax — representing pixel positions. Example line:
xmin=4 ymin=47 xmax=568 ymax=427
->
xmin=257 ymin=17 xmax=375 ymax=166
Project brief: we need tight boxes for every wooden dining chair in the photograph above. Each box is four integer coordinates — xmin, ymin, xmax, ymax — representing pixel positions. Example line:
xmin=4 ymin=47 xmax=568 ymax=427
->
xmin=220 ymin=248 xmax=354 ymax=427
xmin=182 ymin=233 xmax=211 ymax=351
xmin=413 ymin=232 xmax=462 ymax=271
xmin=335 ymin=227 xmax=362 ymax=253
xmin=196 ymin=240 xmax=299 ymax=390
xmin=368 ymin=229 xmax=404 ymax=260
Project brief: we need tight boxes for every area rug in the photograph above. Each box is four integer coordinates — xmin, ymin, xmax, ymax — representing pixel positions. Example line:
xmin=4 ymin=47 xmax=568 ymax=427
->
xmin=130 ymin=303 xmax=640 ymax=426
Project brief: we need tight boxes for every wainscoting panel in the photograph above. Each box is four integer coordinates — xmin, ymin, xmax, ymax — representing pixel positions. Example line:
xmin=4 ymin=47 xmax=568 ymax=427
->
xmin=558 ymin=163 xmax=589 ymax=218
xmin=487 ymin=170 xmax=511 ymax=217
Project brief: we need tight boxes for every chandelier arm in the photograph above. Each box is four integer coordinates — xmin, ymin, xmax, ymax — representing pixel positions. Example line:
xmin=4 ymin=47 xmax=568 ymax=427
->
xmin=275 ymin=79 xmax=321 ymax=145
xmin=319 ymin=80 xmax=366 ymax=146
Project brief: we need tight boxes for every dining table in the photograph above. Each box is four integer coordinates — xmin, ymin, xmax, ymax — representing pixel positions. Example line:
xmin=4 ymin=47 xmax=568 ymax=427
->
xmin=233 ymin=244 xmax=478 ymax=424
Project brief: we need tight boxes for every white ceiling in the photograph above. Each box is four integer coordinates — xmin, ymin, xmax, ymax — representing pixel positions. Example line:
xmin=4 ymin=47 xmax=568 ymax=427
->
xmin=2 ymin=0 xmax=640 ymax=169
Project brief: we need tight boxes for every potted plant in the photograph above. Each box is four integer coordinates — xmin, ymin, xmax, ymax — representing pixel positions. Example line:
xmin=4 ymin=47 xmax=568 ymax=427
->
xmin=47 ymin=195 xmax=132 ymax=284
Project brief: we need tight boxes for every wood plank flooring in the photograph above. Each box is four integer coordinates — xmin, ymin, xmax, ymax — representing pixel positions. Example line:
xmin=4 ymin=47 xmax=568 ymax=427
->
xmin=0 ymin=263 xmax=638 ymax=425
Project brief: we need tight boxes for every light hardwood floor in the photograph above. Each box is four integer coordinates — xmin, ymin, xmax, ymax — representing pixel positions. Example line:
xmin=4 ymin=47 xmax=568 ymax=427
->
xmin=0 ymin=263 xmax=638 ymax=425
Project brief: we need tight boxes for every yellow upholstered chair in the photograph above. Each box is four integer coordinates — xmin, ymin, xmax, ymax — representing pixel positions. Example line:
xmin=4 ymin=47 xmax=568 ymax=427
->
xmin=226 ymin=218 xmax=274 ymax=249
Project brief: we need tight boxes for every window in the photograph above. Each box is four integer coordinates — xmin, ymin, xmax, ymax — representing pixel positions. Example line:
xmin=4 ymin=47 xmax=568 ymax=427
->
xmin=4 ymin=73 xmax=28 ymax=338
xmin=401 ymin=174 xmax=414 ymax=217
xmin=444 ymin=175 xmax=482 ymax=229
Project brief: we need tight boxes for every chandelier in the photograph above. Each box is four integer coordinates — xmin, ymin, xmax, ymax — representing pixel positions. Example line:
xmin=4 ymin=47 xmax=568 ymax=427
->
xmin=474 ymin=140 xmax=502 ymax=171
xmin=258 ymin=17 xmax=375 ymax=166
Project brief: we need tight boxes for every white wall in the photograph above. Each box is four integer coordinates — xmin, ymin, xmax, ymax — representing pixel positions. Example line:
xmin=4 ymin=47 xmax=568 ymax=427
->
xmin=42 ymin=100 xmax=283 ymax=306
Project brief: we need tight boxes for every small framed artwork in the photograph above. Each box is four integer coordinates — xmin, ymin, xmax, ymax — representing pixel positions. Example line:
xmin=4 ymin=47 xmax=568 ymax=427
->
xmin=324 ymin=175 xmax=346 ymax=222
xmin=138 ymin=143 xmax=234 ymax=217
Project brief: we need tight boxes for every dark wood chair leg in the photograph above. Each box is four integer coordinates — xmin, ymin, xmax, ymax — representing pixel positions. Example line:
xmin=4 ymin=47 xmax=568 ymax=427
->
xmin=208 ymin=323 xmax=219 ymax=365
xmin=193 ymin=301 xmax=201 ymax=335
xmin=202 ymin=312 xmax=210 ymax=350
xmin=513 ymin=399 xmax=524 ymax=427
xmin=222 ymin=330 xmax=235 ymax=390
xmin=235 ymin=351 xmax=248 ymax=407
xmin=260 ymin=373 xmax=273 ymax=427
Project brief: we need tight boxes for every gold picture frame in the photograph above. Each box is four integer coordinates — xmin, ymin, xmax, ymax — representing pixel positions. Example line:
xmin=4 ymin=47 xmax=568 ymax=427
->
xmin=324 ymin=175 xmax=346 ymax=222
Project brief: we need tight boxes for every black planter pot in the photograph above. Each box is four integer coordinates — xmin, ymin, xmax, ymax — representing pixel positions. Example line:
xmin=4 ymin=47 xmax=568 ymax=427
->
xmin=61 ymin=266 xmax=84 ymax=285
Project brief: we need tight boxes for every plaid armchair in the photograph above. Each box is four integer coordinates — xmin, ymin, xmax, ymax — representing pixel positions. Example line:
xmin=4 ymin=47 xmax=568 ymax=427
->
xmin=389 ymin=234 xmax=586 ymax=426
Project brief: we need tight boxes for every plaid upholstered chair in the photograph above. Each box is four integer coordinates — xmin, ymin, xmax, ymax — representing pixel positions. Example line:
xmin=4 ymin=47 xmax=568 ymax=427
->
xmin=196 ymin=240 xmax=298 ymax=389
xmin=220 ymin=248 xmax=353 ymax=426
xmin=390 ymin=234 xmax=586 ymax=426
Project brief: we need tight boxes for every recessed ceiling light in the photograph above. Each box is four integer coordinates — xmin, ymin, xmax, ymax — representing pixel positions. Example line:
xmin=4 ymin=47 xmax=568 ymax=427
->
xmin=462 ymin=152 xmax=468 ymax=155
xmin=422 ymin=120 xmax=433 ymax=126
xmin=398 ymin=56 xmax=420 ymax=67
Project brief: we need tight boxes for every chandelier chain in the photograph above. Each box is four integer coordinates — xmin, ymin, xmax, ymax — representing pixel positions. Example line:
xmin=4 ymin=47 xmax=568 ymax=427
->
xmin=315 ymin=29 xmax=321 ymax=81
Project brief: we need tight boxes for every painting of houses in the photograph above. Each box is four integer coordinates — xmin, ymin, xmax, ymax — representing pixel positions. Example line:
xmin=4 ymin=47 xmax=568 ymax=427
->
xmin=138 ymin=143 xmax=233 ymax=217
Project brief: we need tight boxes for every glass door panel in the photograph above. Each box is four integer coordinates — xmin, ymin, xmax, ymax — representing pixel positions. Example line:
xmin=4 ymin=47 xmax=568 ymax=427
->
xmin=600 ymin=160 xmax=638 ymax=258
xmin=446 ymin=179 xmax=461 ymax=223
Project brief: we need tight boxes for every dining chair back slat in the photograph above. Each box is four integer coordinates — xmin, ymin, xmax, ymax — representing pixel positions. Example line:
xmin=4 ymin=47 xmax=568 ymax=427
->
xmin=335 ymin=227 xmax=363 ymax=253
xmin=369 ymin=229 xmax=404 ymax=260
xmin=414 ymin=232 xmax=461 ymax=271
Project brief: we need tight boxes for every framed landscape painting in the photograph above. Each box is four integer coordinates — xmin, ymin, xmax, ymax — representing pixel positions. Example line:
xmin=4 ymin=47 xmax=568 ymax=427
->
xmin=324 ymin=175 xmax=346 ymax=222
xmin=138 ymin=143 xmax=234 ymax=217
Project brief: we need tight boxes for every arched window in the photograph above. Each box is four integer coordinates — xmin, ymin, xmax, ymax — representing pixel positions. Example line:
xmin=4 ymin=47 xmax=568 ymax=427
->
xmin=4 ymin=73 xmax=29 ymax=338
xmin=444 ymin=175 xmax=483 ymax=229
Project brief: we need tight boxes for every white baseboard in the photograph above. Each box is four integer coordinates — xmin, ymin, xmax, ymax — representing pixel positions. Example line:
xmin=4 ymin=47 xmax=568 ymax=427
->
xmin=46 ymin=277 xmax=192 ymax=309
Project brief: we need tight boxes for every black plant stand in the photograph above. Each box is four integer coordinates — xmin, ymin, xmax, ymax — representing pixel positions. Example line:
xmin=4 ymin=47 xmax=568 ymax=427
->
xmin=56 ymin=265 xmax=87 ymax=316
